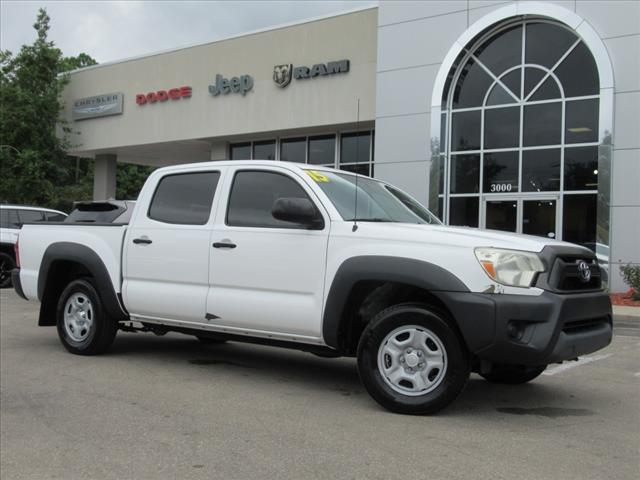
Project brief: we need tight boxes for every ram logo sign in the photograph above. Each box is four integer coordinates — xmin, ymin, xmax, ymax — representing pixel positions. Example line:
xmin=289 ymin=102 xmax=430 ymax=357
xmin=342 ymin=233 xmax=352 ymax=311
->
xmin=273 ymin=59 xmax=349 ymax=88
xmin=273 ymin=64 xmax=293 ymax=88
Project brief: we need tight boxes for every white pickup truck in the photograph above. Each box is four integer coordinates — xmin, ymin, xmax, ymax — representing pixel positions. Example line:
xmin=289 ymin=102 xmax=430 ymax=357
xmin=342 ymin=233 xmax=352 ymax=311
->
xmin=13 ymin=161 xmax=612 ymax=414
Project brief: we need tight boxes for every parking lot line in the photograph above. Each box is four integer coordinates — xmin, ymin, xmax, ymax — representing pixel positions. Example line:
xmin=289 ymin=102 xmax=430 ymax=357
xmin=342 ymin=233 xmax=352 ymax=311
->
xmin=542 ymin=353 xmax=613 ymax=376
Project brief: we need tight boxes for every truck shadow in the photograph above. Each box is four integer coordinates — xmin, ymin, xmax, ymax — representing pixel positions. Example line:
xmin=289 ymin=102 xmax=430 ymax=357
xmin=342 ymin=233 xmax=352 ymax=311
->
xmin=108 ymin=333 xmax=600 ymax=417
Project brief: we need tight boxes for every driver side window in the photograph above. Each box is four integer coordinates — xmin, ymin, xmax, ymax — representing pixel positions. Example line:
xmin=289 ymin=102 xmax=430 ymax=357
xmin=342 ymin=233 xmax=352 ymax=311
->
xmin=226 ymin=170 xmax=319 ymax=229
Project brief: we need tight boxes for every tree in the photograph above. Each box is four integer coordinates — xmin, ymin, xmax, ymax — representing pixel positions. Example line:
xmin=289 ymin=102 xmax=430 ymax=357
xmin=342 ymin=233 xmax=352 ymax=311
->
xmin=59 ymin=52 xmax=97 ymax=73
xmin=1 ymin=9 xmax=153 ymax=211
xmin=0 ymin=8 xmax=68 ymax=207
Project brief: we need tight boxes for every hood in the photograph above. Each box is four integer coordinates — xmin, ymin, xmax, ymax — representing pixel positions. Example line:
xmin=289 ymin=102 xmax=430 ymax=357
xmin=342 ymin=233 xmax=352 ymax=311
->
xmin=349 ymin=222 xmax=576 ymax=253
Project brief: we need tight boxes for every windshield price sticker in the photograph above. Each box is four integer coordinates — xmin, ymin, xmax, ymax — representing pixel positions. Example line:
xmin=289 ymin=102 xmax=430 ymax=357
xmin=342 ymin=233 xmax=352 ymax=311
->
xmin=306 ymin=171 xmax=330 ymax=183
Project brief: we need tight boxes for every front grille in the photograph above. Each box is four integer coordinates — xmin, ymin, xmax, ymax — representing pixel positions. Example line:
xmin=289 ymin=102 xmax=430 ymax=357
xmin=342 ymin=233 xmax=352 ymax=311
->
xmin=554 ymin=257 xmax=602 ymax=291
xmin=563 ymin=317 xmax=609 ymax=334
xmin=534 ymin=245 xmax=604 ymax=293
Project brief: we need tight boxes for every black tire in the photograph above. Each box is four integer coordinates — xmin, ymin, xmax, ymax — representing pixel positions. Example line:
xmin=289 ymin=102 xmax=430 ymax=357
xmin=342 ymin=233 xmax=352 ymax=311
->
xmin=480 ymin=364 xmax=546 ymax=384
xmin=56 ymin=279 xmax=118 ymax=355
xmin=357 ymin=303 xmax=470 ymax=415
xmin=0 ymin=252 xmax=15 ymax=289
xmin=196 ymin=335 xmax=227 ymax=345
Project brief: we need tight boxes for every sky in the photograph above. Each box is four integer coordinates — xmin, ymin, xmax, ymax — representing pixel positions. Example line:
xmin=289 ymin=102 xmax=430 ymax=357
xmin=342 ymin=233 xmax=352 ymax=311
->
xmin=1 ymin=1 xmax=377 ymax=64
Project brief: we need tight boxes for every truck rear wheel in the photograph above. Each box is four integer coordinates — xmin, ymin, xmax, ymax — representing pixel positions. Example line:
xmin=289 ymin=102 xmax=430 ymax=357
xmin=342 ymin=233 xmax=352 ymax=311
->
xmin=56 ymin=279 xmax=117 ymax=355
xmin=357 ymin=303 xmax=470 ymax=415
xmin=480 ymin=364 xmax=546 ymax=384
xmin=0 ymin=252 xmax=15 ymax=288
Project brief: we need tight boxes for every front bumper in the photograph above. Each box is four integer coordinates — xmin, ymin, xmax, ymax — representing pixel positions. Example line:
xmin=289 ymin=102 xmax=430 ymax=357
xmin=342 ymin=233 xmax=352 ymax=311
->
xmin=436 ymin=290 xmax=612 ymax=366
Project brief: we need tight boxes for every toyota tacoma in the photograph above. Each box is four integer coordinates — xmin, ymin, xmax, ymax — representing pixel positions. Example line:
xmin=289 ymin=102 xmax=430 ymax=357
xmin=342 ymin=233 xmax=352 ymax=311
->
xmin=12 ymin=161 xmax=612 ymax=414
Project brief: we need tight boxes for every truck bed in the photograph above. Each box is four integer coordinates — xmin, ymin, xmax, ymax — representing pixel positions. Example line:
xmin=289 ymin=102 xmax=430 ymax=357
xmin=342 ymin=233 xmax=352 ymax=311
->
xmin=18 ymin=223 xmax=128 ymax=301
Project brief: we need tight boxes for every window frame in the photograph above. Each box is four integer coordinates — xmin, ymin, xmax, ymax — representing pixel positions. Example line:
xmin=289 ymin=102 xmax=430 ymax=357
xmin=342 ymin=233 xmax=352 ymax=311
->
xmin=147 ymin=170 xmax=221 ymax=226
xmin=226 ymin=129 xmax=375 ymax=175
xmin=439 ymin=19 xmax=602 ymax=246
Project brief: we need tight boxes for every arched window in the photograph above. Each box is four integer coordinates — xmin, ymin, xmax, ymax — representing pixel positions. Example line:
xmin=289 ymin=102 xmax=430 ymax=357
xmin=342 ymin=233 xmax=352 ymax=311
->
xmin=438 ymin=20 xmax=601 ymax=246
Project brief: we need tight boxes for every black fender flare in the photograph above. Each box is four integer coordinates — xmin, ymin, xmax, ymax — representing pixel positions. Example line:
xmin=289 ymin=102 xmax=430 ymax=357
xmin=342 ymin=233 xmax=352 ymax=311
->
xmin=38 ymin=242 xmax=128 ymax=325
xmin=322 ymin=256 xmax=471 ymax=349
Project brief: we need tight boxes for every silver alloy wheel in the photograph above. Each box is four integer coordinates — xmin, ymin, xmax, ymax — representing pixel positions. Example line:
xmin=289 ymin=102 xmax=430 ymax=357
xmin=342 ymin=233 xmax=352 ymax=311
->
xmin=63 ymin=293 xmax=94 ymax=342
xmin=377 ymin=325 xmax=447 ymax=396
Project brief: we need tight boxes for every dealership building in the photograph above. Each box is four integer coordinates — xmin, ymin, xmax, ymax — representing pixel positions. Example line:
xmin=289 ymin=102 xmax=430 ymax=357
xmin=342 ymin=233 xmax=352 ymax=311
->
xmin=61 ymin=1 xmax=639 ymax=291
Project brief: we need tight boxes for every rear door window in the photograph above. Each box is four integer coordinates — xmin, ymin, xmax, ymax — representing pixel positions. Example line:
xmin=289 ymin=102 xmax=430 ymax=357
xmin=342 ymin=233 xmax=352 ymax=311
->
xmin=148 ymin=172 xmax=220 ymax=225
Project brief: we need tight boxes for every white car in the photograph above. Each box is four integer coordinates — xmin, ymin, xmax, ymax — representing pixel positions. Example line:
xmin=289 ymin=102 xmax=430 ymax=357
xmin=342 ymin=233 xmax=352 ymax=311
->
xmin=0 ymin=205 xmax=66 ymax=288
xmin=12 ymin=161 xmax=612 ymax=414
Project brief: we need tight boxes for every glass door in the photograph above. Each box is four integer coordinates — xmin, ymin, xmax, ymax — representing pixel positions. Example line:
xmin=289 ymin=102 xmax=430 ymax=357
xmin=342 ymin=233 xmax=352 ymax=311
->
xmin=484 ymin=198 xmax=518 ymax=233
xmin=482 ymin=196 xmax=559 ymax=239
xmin=522 ymin=198 xmax=558 ymax=239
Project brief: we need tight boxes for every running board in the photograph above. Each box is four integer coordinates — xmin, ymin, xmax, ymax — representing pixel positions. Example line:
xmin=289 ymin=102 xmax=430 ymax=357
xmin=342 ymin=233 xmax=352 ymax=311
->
xmin=127 ymin=314 xmax=325 ymax=346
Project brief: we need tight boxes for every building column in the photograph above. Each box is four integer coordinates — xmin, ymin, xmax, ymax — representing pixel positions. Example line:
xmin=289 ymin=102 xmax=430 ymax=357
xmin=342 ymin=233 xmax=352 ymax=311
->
xmin=210 ymin=141 xmax=228 ymax=161
xmin=93 ymin=154 xmax=117 ymax=200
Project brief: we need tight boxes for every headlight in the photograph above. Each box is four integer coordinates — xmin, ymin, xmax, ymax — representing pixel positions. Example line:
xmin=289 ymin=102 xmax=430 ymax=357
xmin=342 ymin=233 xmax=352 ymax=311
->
xmin=474 ymin=248 xmax=545 ymax=288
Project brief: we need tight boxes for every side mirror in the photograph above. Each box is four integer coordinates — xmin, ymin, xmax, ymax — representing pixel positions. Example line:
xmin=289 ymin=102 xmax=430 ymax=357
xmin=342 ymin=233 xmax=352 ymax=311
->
xmin=272 ymin=197 xmax=323 ymax=229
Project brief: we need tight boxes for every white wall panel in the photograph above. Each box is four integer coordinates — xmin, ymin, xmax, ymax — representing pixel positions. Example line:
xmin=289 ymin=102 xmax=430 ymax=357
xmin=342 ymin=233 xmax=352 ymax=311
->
xmin=376 ymin=64 xmax=438 ymax=117
xmin=379 ymin=1 xmax=467 ymax=26
xmin=605 ymin=34 xmax=640 ymax=94
xmin=611 ymin=149 xmax=640 ymax=207
xmin=577 ymin=0 xmax=640 ymax=39
xmin=377 ymin=11 xmax=467 ymax=71
xmin=614 ymin=92 xmax=640 ymax=150
xmin=610 ymin=206 xmax=640 ymax=262
xmin=374 ymin=113 xmax=430 ymax=163
xmin=375 ymin=161 xmax=431 ymax=205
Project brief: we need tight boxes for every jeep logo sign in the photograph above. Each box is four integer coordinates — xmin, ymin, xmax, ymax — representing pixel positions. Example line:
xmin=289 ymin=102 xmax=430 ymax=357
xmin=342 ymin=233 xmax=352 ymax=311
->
xmin=209 ymin=74 xmax=254 ymax=96
xmin=273 ymin=59 xmax=350 ymax=88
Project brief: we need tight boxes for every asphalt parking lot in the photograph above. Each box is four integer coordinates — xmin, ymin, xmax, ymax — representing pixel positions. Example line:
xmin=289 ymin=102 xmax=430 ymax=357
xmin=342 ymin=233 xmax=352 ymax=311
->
xmin=1 ymin=289 xmax=638 ymax=480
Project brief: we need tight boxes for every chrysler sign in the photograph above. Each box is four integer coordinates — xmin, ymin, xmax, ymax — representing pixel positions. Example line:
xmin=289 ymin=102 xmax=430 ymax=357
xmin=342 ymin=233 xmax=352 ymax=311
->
xmin=273 ymin=59 xmax=350 ymax=88
xmin=73 ymin=92 xmax=123 ymax=121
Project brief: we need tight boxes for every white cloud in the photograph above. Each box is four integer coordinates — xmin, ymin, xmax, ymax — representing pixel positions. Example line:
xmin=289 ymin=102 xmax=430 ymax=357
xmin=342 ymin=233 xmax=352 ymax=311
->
xmin=0 ymin=1 xmax=377 ymax=63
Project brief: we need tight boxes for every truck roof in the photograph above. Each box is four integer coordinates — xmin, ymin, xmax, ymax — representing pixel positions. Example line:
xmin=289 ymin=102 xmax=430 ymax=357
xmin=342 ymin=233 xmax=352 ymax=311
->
xmin=153 ymin=160 xmax=352 ymax=176
xmin=0 ymin=204 xmax=67 ymax=215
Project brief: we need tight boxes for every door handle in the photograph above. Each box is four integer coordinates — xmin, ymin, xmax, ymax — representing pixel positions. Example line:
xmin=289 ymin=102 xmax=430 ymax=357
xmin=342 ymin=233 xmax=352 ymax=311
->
xmin=133 ymin=237 xmax=153 ymax=245
xmin=212 ymin=242 xmax=236 ymax=249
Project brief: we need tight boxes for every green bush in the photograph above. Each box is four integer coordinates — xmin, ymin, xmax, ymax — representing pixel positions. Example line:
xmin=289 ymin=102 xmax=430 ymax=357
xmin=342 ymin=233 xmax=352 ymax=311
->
xmin=619 ymin=264 xmax=640 ymax=300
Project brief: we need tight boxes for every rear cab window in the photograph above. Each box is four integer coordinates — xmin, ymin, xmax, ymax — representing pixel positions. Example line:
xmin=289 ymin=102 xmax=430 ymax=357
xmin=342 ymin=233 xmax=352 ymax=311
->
xmin=17 ymin=210 xmax=45 ymax=224
xmin=0 ymin=209 xmax=20 ymax=229
xmin=45 ymin=212 xmax=67 ymax=222
xmin=148 ymin=171 xmax=221 ymax=225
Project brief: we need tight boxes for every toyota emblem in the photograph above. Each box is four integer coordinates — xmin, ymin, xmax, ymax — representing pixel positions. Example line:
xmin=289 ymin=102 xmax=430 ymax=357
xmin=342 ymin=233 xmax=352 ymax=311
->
xmin=577 ymin=260 xmax=592 ymax=283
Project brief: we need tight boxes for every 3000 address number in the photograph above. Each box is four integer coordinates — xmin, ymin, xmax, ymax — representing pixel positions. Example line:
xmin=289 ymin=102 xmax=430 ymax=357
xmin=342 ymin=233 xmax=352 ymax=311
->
xmin=490 ymin=183 xmax=513 ymax=192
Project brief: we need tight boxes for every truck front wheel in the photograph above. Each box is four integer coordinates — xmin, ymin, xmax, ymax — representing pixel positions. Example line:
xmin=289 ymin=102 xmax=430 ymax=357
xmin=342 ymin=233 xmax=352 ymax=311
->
xmin=479 ymin=364 xmax=546 ymax=384
xmin=56 ymin=279 xmax=118 ymax=355
xmin=357 ymin=303 xmax=470 ymax=415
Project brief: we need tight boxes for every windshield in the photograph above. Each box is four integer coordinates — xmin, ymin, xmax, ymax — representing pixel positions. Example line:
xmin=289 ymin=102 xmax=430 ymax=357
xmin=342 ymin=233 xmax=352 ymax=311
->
xmin=304 ymin=170 xmax=441 ymax=224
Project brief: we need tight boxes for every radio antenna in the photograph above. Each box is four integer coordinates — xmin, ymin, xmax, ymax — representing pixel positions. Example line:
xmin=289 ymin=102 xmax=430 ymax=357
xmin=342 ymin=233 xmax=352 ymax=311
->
xmin=352 ymin=98 xmax=360 ymax=233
